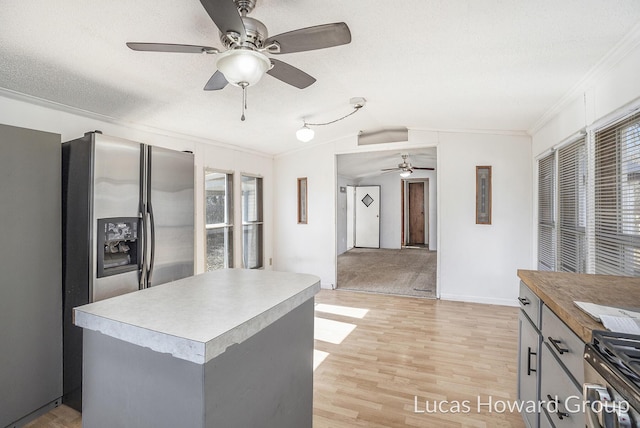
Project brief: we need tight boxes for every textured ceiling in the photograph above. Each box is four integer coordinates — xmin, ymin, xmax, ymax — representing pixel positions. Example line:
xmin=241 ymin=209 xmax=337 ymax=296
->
xmin=1 ymin=1 xmax=640 ymax=156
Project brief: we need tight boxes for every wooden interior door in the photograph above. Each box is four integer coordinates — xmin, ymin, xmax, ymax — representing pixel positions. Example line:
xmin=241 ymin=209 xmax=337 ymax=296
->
xmin=408 ymin=182 xmax=425 ymax=245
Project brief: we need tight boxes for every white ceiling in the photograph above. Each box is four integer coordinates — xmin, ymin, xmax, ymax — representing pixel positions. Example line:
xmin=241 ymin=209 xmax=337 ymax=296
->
xmin=1 ymin=1 xmax=640 ymax=157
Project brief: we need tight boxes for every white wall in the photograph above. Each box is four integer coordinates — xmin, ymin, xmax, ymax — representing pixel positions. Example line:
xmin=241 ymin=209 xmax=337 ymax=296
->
xmin=274 ymin=130 xmax=532 ymax=305
xmin=0 ymin=92 xmax=274 ymax=274
xmin=273 ymin=142 xmax=339 ymax=285
xmin=438 ymin=132 xmax=532 ymax=305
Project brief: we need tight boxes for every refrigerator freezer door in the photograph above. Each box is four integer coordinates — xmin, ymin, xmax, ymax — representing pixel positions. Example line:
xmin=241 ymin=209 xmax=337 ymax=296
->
xmin=92 ymin=135 xmax=142 ymax=301
xmin=147 ymin=146 xmax=194 ymax=287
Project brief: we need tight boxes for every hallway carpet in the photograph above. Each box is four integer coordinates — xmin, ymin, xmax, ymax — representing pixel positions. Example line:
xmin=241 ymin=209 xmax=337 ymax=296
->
xmin=337 ymin=248 xmax=436 ymax=298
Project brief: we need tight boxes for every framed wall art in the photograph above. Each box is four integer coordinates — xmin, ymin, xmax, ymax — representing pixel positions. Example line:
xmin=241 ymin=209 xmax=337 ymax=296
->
xmin=297 ymin=177 xmax=308 ymax=224
xmin=476 ymin=166 xmax=492 ymax=224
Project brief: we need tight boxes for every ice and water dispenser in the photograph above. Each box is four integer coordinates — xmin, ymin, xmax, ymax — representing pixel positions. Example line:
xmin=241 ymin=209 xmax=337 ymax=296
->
xmin=96 ymin=218 xmax=140 ymax=277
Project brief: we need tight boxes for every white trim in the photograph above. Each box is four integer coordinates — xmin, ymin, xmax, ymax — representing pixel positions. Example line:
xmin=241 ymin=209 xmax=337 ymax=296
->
xmin=586 ymin=98 xmax=640 ymax=133
xmin=534 ymin=131 xmax=587 ymax=161
xmin=0 ymin=86 xmax=274 ymax=159
xmin=529 ymin=22 xmax=640 ymax=135
xmin=439 ymin=293 xmax=518 ymax=307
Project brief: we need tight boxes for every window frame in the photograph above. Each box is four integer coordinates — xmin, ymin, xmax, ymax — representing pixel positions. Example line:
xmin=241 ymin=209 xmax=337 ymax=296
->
xmin=204 ymin=169 xmax=234 ymax=271
xmin=241 ymin=174 xmax=264 ymax=269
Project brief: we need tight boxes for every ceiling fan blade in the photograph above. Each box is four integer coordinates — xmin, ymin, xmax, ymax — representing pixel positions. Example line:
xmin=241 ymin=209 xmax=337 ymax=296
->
xmin=126 ymin=42 xmax=218 ymax=54
xmin=199 ymin=0 xmax=245 ymax=38
xmin=413 ymin=167 xmax=435 ymax=171
xmin=266 ymin=59 xmax=316 ymax=89
xmin=381 ymin=168 xmax=400 ymax=171
xmin=265 ymin=22 xmax=351 ymax=54
xmin=204 ymin=70 xmax=228 ymax=90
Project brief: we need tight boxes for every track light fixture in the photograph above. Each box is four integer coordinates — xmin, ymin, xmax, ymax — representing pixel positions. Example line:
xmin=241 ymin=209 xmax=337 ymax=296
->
xmin=296 ymin=97 xmax=366 ymax=142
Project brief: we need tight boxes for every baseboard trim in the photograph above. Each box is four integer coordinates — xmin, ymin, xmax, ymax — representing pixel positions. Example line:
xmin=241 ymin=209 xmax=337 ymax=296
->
xmin=440 ymin=293 xmax=518 ymax=307
xmin=5 ymin=397 xmax=61 ymax=427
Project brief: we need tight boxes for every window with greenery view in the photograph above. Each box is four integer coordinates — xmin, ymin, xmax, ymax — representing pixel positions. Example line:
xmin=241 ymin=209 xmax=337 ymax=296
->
xmin=241 ymin=175 xmax=263 ymax=269
xmin=205 ymin=170 xmax=233 ymax=270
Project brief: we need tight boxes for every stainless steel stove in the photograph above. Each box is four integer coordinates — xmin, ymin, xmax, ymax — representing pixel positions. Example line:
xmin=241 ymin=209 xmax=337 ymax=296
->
xmin=584 ymin=330 xmax=640 ymax=427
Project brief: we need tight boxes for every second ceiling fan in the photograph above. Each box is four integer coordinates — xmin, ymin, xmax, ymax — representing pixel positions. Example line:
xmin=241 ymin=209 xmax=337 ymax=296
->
xmin=381 ymin=154 xmax=434 ymax=177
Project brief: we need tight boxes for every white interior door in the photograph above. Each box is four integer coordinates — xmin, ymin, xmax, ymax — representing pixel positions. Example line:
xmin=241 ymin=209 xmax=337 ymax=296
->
xmin=355 ymin=186 xmax=380 ymax=248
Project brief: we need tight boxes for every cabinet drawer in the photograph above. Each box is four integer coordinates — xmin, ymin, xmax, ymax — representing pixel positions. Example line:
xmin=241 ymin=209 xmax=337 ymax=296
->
xmin=541 ymin=305 xmax=584 ymax=385
xmin=518 ymin=282 xmax=541 ymax=327
xmin=540 ymin=345 xmax=583 ymax=428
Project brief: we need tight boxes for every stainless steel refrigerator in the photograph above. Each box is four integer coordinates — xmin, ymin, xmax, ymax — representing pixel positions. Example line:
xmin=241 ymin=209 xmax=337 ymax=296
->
xmin=62 ymin=131 xmax=194 ymax=411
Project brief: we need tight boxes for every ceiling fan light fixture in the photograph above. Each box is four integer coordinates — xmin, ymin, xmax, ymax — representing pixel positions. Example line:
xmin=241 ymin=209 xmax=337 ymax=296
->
xmin=296 ymin=124 xmax=315 ymax=142
xmin=216 ymin=49 xmax=271 ymax=87
xmin=399 ymin=170 xmax=412 ymax=178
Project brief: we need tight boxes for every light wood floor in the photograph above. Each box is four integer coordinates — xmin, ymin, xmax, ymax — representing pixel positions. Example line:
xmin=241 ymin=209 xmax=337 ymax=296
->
xmin=25 ymin=290 xmax=524 ymax=427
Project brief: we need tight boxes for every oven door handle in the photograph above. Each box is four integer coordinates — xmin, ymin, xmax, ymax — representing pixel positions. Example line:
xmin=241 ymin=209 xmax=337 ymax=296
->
xmin=583 ymin=383 xmax=632 ymax=428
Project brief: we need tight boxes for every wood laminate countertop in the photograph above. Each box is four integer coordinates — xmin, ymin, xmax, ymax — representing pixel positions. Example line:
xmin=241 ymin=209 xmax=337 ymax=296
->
xmin=517 ymin=269 xmax=640 ymax=343
xmin=74 ymin=269 xmax=320 ymax=364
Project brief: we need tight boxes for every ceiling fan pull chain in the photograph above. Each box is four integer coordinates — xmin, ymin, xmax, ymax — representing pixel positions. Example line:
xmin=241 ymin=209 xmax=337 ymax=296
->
xmin=241 ymin=85 xmax=247 ymax=121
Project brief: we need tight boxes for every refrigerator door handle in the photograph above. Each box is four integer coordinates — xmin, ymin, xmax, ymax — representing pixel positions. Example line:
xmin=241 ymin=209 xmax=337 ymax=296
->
xmin=138 ymin=208 xmax=147 ymax=290
xmin=148 ymin=201 xmax=156 ymax=287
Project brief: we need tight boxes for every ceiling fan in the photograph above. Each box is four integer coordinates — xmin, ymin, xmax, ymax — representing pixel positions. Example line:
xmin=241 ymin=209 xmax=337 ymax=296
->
xmin=381 ymin=154 xmax=435 ymax=177
xmin=126 ymin=0 xmax=351 ymax=119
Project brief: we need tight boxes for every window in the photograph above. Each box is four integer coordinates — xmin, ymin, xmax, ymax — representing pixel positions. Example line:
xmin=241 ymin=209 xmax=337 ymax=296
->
xmin=538 ymin=111 xmax=640 ymax=277
xmin=557 ymin=138 xmax=587 ymax=273
xmin=538 ymin=152 xmax=556 ymax=271
xmin=205 ymin=170 xmax=233 ymax=270
xmin=242 ymin=175 xmax=263 ymax=269
xmin=594 ymin=112 xmax=640 ymax=276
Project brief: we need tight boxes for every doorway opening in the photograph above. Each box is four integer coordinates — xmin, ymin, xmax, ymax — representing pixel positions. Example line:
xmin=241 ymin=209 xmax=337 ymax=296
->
xmin=336 ymin=148 xmax=438 ymax=298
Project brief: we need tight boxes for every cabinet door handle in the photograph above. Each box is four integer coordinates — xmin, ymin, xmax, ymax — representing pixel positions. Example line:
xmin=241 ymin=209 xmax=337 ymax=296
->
xmin=527 ymin=347 xmax=536 ymax=375
xmin=548 ymin=337 xmax=569 ymax=355
xmin=518 ymin=297 xmax=530 ymax=306
xmin=546 ymin=394 xmax=570 ymax=420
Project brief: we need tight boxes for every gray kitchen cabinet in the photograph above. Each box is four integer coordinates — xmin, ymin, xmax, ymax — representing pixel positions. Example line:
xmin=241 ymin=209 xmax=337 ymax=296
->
xmin=539 ymin=345 xmax=582 ymax=428
xmin=518 ymin=282 xmax=542 ymax=428
xmin=0 ymin=124 xmax=62 ymax=427
xmin=517 ymin=281 xmax=587 ymax=428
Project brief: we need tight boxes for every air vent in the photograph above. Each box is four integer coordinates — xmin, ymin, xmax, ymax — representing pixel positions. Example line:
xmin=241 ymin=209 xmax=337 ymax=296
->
xmin=358 ymin=127 xmax=408 ymax=146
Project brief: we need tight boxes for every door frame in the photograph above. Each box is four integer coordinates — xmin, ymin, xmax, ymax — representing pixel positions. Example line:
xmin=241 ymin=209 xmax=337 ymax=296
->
xmin=402 ymin=178 xmax=429 ymax=247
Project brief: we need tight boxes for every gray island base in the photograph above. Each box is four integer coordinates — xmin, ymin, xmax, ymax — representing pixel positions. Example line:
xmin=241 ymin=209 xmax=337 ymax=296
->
xmin=74 ymin=269 xmax=321 ymax=428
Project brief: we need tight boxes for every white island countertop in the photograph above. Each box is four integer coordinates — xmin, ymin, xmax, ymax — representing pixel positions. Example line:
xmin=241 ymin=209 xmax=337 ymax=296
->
xmin=74 ymin=269 xmax=321 ymax=364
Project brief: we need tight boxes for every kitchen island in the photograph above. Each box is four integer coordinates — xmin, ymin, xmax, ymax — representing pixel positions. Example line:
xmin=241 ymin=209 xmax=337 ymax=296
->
xmin=73 ymin=269 xmax=321 ymax=428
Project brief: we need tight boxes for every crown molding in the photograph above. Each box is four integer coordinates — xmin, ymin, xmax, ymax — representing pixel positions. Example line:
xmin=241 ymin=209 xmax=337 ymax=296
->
xmin=528 ymin=22 xmax=640 ymax=136
xmin=0 ymin=87 xmax=274 ymax=159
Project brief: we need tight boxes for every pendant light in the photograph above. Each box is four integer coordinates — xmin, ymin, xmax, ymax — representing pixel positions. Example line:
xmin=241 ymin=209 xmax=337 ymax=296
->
xmin=297 ymin=97 xmax=366 ymax=142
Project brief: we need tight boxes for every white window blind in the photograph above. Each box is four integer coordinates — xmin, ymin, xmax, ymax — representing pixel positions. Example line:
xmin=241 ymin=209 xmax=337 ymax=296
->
xmin=557 ymin=138 xmax=587 ymax=273
xmin=538 ymin=152 xmax=556 ymax=271
xmin=594 ymin=111 xmax=640 ymax=276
